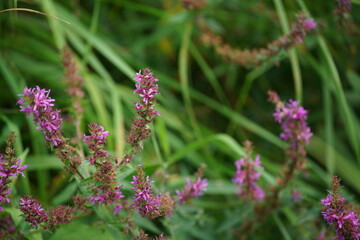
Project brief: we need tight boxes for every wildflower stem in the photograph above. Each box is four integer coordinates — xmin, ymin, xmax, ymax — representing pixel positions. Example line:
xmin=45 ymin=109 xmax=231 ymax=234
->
xmin=273 ymin=0 xmax=303 ymax=102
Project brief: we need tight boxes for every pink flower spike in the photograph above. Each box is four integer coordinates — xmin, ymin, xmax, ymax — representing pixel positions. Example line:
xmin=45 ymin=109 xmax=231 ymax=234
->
xmin=113 ymin=203 xmax=123 ymax=215
xmin=301 ymin=18 xmax=317 ymax=30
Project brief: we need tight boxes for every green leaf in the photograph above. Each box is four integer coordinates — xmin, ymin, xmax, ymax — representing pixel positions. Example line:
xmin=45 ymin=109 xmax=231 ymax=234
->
xmin=50 ymin=222 xmax=113 ymax=240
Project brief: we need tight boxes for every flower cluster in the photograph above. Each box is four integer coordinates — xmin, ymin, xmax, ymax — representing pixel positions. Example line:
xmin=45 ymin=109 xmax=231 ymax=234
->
xmin=83 ymin=123 xmax=124 ymax=214
xmin=321 ymin=176 xmax=360 ymax=240
xmin=131 ymin=166 xmax=174 ymax=218
xmin=268 ymin=90 xmax=312 ymax=169
xmin=0 ymin=132 xmax=28 ymax=211
xmin=19 ymin=195 xmax=76 ymax=230
xmin=17 ymin=86 xmax=64 ymax=147
xmin=176 ymin=176 xmax=208 ymax=204
xmin=19 ymin=195 xmax=48 ymax=228
xmin=83 ymin=123 xmax=110 ymax=165
xmin=232 ymin=141 xmax=264 ymax=200
xmin=131 ymin=174 xmax=161 ymax=218
xmin=18 ymin=86 xmax=84 ymax=176
xmin=46 ymin=205 xmax=76 ymax=229
xmin=124 ymin=69 xmax=161 ymax=163
xmin=201 ymin=12 xmax=316 ymax=68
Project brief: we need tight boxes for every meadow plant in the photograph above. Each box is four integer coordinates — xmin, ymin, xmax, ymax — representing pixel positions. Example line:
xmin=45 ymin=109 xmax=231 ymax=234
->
xmin=17 ymin=86 xmax=83 ymax=177
xmin=267 ymin=90 xmax=312 ymax=209
xmin=232 ymin=141 xmax=264 ymax=200
xmin=176 ymin=176 xmax=208 ymax=204
xmin=124 ymin=69 xmax=161 ymax=163
xmin=3 ymin=1 xmax=360 ymax=239
xmin=131 ymin=166 xmax=174 ymax=219
xmin=201 ymin=12 xmax=317 ymax=68
xmin=321 ymin=176 xmax=360 ymax=240
xmin=0 ymin=132 xmax=27 ymax=212
xmin=12 ymin=69 xmax=201 ymax=238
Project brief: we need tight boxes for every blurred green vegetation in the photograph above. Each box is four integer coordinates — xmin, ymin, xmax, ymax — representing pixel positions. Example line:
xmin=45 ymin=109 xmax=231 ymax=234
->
xmin=0 ymin=0 xmax=360 ymax=239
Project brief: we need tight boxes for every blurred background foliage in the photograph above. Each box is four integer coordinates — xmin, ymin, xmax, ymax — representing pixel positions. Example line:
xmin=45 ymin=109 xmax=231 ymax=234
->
xmin=0 ymin=0 xmax=360 ymax=239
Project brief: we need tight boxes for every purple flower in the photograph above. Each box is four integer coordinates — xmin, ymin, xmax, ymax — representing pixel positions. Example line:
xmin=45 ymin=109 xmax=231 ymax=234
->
xmin=88 ymin=185 xmax=124 ymax=206
xmin=131 ymin=175 xmax=161 ymax=217
xmin=113 ymin=203 xmax=123 ymax=215
xmin=176 ymin=177 xmax=208 ymax=204
xmin=124 ymin=69 xmax=161 ymax=163
xmin=321 ymin=176 xmax=360 ymax=239
xmin=0 ymin=135 xmax=28 ymax=212
xmin=19 ymin=196 xmax=48 ymax=228
xmin=0 ymin=159 xmax=28 ymax=178
xmin=83 ymin=123 xmax=110 ymax=165
xmin=18 ymin=86 xmax=64 ymax=146
xmin=268 ymin=91 xmax=312 ymax=167
xmin=232 ymin=142 xmax=264 ymax=200
xmin=0 ymin=186 xmax=11 ymax=204
xmin=300 ymin=18 xmax=317 ymax=30
xmin=321 ymin=195 xmax=333 ymax=206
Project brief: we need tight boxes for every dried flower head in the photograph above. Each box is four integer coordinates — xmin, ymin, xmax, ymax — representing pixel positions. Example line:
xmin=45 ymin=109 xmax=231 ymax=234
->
xmin=201 ymin=12 xmax=316 ymax=68
xmin=46 ymin=205 xmax=76 ymax=230
xmin=62 ymin=47 xmax=85 ymax=115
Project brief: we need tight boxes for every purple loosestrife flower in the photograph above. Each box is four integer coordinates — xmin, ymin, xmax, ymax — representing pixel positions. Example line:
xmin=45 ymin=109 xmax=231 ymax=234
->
xmin=176 ymin=176 xmax=208 ymax=204
xmin=268 ymin=90 xmax=312 ymax=171
xmin=19 ymin=196 xmax=77 ymax=230
xmin=124 ymin=69 xmax=161 ymax=163
xmin=18 ymin=87 xmax=84 ymax=176
xmin=83 ymin=124 xmax=125 ymax=214
xmin=232 ymin=141 xmax=264 ymax=200
xmin=321 ymin=176 xmax=360 ymax=240
xmin=131 ymin=166 xmax=173 ymax=218
xmin=88 ymin=185 xmax=124 ymax=205
xmin=18 ymin=86 xmax=64 ymax=146
xmin=19 ymin=195 xmax=48 ymax=228
xmin=300 ymin=18 xmax=317 ymax=30
xmin=83 ymin=123 xmax=110 ymax=165
xmin=0 ymin=132 xmax=28 ymax=211
xmin=131 ymin=175 xmax=161 ymax=217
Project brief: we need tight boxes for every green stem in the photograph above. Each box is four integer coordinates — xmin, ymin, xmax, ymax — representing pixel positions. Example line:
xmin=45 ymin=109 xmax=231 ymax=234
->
xmin=273 ymin=0 xmax=302 ymax=102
